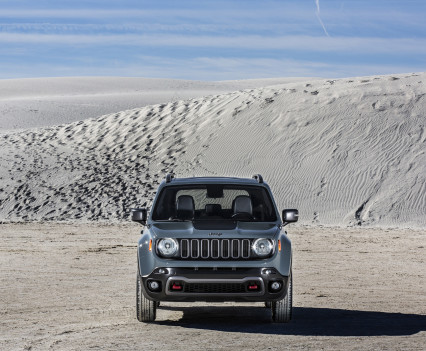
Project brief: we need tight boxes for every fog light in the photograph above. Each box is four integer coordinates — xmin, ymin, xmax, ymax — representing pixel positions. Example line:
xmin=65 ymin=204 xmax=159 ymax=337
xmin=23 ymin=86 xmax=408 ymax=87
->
xmin=157 ymin=268 xmax=168 ymax=274
xmin=264 ymin=269 xmax=272 ymax=275
xmin=270 ymin=281 xmax=282 ymax=291
xmin=148 ymin=280 xmax=161 ymax=291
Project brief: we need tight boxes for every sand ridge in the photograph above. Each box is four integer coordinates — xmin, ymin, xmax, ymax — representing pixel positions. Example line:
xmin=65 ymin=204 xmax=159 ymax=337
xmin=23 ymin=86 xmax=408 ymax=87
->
xmin=0 ymin=73 xmax=425 ymax=227
xmin=0 ymin=76 xmax=313 ymax=130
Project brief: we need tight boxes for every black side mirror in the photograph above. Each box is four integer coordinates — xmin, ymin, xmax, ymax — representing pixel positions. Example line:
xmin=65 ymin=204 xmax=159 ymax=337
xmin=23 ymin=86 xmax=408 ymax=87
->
xmin=282 ymin=209 xmax=299 ymax=225
xmin=131 ymin=208 xmax=147 ymax=225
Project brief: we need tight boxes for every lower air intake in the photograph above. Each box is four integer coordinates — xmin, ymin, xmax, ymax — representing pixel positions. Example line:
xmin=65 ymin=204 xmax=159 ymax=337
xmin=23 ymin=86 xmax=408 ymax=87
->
xmin=184 ymin=282 xmax=246 ymax=294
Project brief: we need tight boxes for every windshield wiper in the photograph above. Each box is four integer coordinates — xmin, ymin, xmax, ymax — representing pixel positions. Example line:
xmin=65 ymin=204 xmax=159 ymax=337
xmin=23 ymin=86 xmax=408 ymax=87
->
xmin=168 ymin=218 xmax=192 ymax=222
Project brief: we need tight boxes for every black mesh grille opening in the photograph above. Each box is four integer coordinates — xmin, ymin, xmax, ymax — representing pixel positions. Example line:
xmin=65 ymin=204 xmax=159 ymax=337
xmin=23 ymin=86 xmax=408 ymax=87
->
xmin=183 ymin=283 xmax=246 ymax=294
xmin=231 ymin=240 xmax=239 ymax=258
xmin=222 ymin=240 xmax=230 ymax=258
xmin=191 ymin=239 xmax=199 ymax=258
xmin=181 ymin=240 xmax=189 ymax=258
xmin=242 ymin=240 xmax=250 ymax=258
xmin=211 ymin=239 xmax=220 ymax=258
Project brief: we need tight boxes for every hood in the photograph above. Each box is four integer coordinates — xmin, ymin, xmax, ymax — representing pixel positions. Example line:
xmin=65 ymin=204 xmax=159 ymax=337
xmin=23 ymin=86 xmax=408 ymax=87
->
xmin=149 ymin=221 xmax=280 ymax=239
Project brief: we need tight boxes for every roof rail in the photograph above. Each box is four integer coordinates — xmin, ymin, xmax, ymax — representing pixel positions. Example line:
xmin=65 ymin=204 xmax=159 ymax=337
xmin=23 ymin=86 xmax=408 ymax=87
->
xmin=252 ymin=174 xmax=264 ymax=183
xmin=165 ymin=174 xmax=175 ymax=183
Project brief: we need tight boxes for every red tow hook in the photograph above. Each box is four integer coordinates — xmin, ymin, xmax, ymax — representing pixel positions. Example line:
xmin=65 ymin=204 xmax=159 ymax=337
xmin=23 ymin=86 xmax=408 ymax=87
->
xmin=248 ymin=283 xmax=259 ymax=290
xmin=172 ymin=283 xmax=183 ymax=291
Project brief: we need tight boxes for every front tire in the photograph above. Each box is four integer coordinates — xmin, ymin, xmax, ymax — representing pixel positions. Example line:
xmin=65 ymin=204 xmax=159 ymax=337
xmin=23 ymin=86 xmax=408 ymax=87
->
xmin=271 ymin=274 xmax=292 ymax=323
xmin=136 ymin=274 xmax=156 ymax=322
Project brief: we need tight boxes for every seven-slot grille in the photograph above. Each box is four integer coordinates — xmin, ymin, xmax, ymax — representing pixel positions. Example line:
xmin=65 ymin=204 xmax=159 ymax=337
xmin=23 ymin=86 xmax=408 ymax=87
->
xmin=178 ymin=238 xmax=252 ymax=260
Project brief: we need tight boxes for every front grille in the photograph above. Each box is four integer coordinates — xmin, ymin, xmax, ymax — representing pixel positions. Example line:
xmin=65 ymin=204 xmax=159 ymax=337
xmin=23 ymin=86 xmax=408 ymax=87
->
xmin=179 ymin=238 xmax=252 ymax=260
xmin=184 ymin=282 xmax=246 ymax=294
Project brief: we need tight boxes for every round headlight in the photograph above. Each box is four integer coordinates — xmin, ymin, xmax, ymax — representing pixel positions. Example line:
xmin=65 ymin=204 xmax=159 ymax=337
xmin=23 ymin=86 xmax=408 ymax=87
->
xmin=252 ymin=238 xmax=274 ymax=257
xmin=157 ymin=238 xmax=179 ymax=257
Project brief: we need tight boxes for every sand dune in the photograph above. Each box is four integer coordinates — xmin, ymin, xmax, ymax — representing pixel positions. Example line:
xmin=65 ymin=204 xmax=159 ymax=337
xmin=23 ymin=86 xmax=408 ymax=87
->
xmin=0 ymin=76 xmax=311 ymax=130
xmin=0 ymin=73 xmax=425 ymax=227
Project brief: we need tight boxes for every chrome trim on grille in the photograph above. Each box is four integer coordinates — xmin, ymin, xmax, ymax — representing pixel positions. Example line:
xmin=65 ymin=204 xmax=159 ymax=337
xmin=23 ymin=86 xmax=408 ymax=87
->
xmin=201 ymin=239 xmax=209 ymax=259
xmin=221 ymin=239 xmax=230 ymax=259
xmin=211 ymin=239 xmax=220 ymax=259
xmin=178 ymin=238 xmax=255 ymax=260
xmin=242 ymin=239 xmax=250 ymax=258
xmin=232 ymin=239 xmax=239 ymax=258
xmin=190 ymin=239 xmax=199 ymax=258
xmin=181 ymin=239 xmax=189 ymax=259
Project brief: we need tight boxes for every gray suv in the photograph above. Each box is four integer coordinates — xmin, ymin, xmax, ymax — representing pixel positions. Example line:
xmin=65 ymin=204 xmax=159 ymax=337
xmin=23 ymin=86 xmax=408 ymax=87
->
xmin=132 ymin=174 xmax=298 ymax=323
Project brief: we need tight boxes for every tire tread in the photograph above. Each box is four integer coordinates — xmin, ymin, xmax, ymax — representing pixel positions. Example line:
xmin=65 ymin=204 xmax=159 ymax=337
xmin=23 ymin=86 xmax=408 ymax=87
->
xmin=271 ymin=274 xmax=292 ymax=323
xmin=136 ymin=274 xmax=156 ymax=322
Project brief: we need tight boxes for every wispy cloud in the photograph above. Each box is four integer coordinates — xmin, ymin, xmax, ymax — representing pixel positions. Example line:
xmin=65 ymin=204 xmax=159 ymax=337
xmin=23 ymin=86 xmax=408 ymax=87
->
xmin=315 ymin=0 xmax=330 ymax=37
xmin=0 ymin=0 xmax=425 ymax=79
xmin=0 ymin=7 xmax=311 ymax=22
xmin=0 ymin=55 xmax=420 ymax=81
xmin=0 ymin=22 xmax=316 ymax=36
xmin=1 ymin=32 xmax=425 ymax=55
xmin=0 ymin=9 xmax=184 ymax=19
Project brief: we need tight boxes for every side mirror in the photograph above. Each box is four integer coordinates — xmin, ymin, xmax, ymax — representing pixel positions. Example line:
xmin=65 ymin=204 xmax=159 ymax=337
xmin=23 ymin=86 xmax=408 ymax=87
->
xmin=131 ymin=208 xmax=147 ymax=225
xmin=282 ymin=209 xmax=299 ymax=225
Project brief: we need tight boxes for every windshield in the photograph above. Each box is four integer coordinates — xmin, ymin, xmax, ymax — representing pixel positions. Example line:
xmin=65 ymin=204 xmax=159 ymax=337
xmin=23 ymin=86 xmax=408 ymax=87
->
xmin=151 ymin=184 xmax=277 ymax=222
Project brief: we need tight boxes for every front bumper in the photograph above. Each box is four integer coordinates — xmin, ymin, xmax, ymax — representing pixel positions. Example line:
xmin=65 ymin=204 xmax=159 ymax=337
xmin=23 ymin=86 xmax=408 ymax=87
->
xmin=140 ymin=267 xmax=289 ymax=302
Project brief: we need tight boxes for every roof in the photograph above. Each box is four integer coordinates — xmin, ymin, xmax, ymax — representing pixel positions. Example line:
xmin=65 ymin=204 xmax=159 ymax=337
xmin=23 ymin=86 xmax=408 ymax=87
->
xmin=163 ymin=175 xmax=267 ymax=186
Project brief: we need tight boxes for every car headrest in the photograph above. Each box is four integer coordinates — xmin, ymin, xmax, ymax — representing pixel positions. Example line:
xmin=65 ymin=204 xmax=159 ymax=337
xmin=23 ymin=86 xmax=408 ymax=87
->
xmin=176 ymin=195 xmax=194 ymax=220
xmin=205 ymin=204 xmax=222 ymax=216
xmin=233 ymin=195 xmax=252 ymax=215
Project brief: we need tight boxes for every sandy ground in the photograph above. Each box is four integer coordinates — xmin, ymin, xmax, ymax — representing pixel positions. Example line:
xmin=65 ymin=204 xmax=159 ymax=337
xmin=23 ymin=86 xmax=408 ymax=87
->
xmin=1 ymin=223 xmax=425 ymax=350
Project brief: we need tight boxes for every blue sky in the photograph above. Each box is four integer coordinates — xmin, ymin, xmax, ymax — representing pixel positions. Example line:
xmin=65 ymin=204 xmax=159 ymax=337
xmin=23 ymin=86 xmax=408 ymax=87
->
xmin=0 ymin=0 xmax=425 ymax=80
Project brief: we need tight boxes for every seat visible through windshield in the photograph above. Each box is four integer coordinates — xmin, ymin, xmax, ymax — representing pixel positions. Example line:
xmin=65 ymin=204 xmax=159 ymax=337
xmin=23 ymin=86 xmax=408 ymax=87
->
xmin=151 ymin=184 xmax=277 ymax=222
